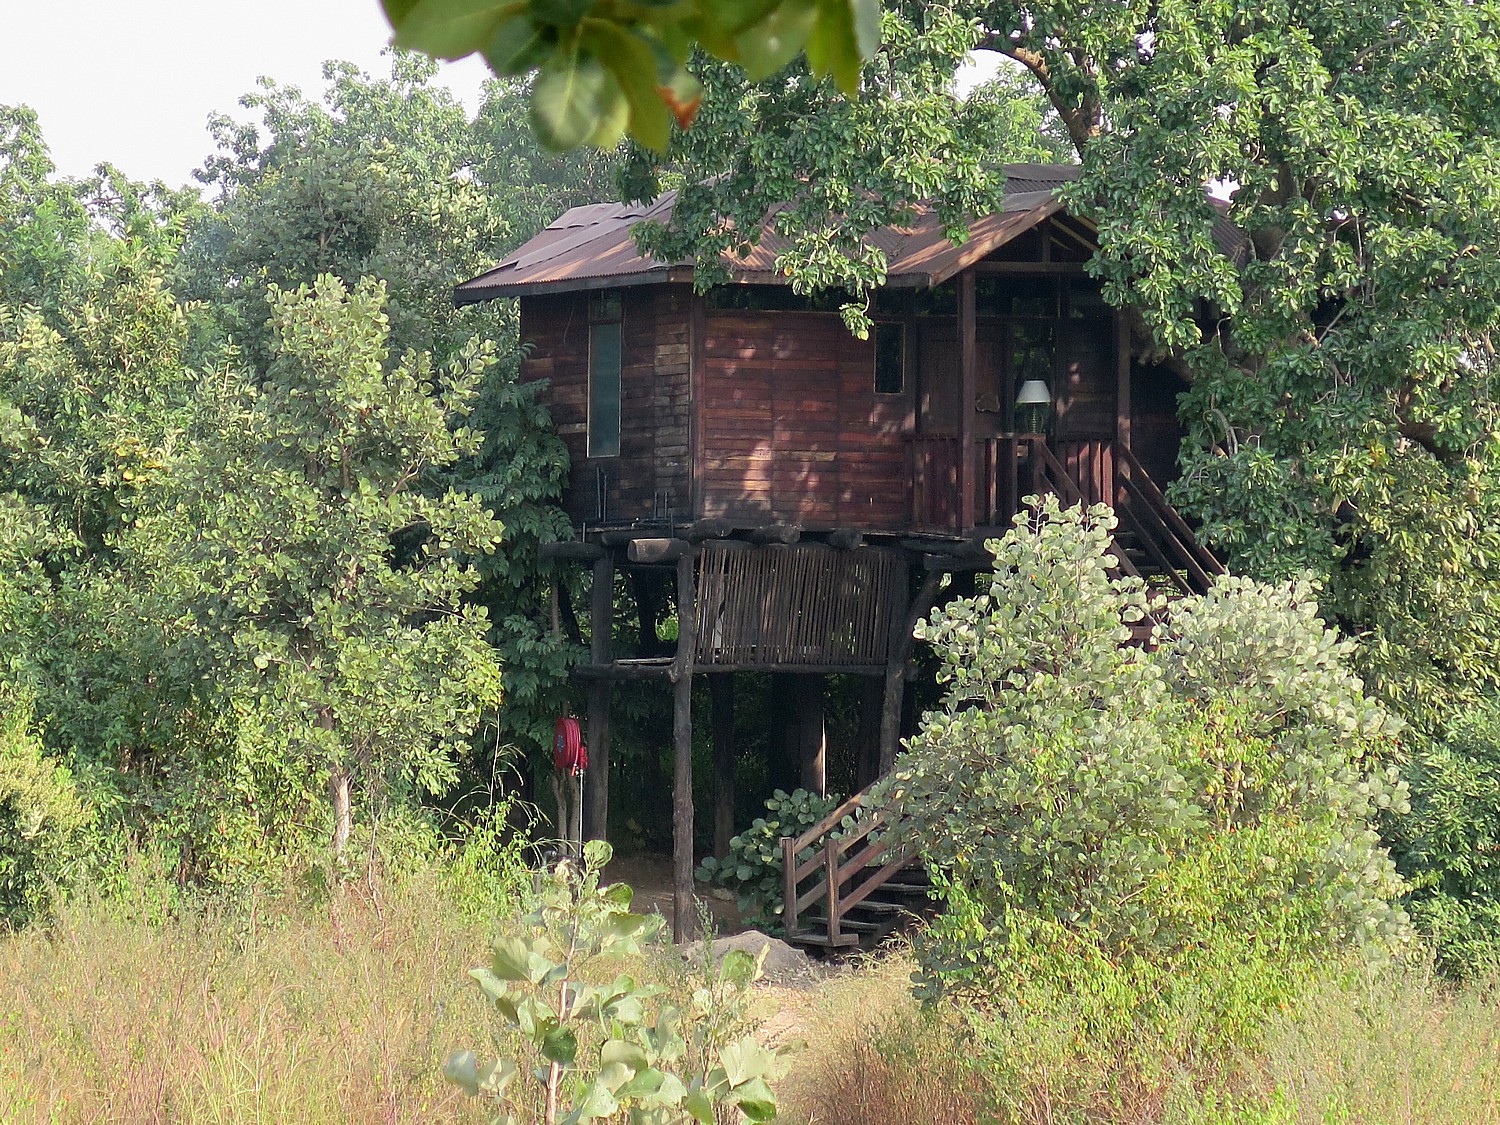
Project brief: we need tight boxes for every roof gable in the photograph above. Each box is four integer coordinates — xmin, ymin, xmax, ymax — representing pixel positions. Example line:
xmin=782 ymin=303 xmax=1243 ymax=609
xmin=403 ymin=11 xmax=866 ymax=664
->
xmin=453 ymin=164 xmax=1247 ymax=305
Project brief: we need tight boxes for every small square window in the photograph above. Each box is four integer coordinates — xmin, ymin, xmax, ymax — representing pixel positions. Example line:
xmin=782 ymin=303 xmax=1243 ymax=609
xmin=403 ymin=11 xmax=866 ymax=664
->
xmin=874 ymin=322 xmax=905 ymax=394
xmin=589 ymin=290 xmax=622 ymax=321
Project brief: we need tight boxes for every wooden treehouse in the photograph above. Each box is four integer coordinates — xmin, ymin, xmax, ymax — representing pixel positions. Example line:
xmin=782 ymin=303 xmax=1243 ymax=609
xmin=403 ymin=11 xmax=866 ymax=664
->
xmin=456 ymin=164 xmax=1226 ymax=948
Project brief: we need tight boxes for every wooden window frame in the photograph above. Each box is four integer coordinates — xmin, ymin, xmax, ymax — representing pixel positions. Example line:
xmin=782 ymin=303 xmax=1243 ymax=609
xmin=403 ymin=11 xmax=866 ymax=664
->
xmin=873 ymin=320 xmax=907 ymax=396
xmin=587 ymin=291 xmax=622 ymax=459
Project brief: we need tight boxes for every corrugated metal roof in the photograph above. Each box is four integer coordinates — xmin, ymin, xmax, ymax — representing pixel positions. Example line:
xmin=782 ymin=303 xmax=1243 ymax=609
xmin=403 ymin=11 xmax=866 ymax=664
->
xmin=454 ymin=164 xmax=1247 ymax=304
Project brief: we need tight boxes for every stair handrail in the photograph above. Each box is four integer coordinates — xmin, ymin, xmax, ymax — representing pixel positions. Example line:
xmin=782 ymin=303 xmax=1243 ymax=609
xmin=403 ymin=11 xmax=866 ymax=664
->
xmin=781 ymin=785 xmax=917 ymax=945
xmin=1113 ymin=443 xmax=1225 ymax=587
xmin=1025 ymin=435 xmax=1086 ymax=508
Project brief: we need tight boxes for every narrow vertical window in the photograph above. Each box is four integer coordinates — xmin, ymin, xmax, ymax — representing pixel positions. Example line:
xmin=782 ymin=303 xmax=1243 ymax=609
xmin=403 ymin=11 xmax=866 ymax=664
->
xmin=588 ymin=294 xmax=622 ymax=458
xmin=873 ymin=321 xmax=905 ymax=394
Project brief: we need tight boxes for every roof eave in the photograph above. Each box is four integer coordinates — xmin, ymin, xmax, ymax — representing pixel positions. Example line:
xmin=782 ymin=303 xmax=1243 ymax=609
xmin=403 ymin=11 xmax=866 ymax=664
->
xmin=453 ymin=266 xmax=696 ymax=306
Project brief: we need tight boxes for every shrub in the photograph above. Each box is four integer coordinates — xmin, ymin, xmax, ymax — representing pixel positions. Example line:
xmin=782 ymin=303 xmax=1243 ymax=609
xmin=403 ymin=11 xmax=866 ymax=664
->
xmin=0 ymin=687 xmax=92 ymax=928
xmin=895 ymin=499 xmax=1410 ymax=1042
xmin=696 ymin=788 xmax=841 ymax=928
xmin=1397 ymin=699 xmax=1500 ymax=977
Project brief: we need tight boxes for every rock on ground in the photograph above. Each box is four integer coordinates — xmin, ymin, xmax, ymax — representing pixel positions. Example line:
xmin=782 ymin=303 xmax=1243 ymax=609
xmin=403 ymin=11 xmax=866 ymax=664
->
xmin=679 ymin=929 xmax=827 ymax=988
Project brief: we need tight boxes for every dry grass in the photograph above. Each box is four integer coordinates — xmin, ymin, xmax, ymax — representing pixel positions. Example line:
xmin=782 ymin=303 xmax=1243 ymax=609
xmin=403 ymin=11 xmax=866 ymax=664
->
xmin=1256 ymin=967 xmax=1500 ymax=1125
xmin=773 ymin=948 xmax=986 ymax=1125
xmin=0 ymin=873 xmax=506 ymax=1125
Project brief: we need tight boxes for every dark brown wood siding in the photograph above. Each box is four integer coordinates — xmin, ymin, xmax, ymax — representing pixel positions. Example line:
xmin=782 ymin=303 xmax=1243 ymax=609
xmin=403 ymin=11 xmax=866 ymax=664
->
xmin=697 ymin=311 xmax=911 ymax=529
xmin=1130 ymin=361 xmax=1189 ymax=486
xmin=518 ymin=286 xmax=694 ymax=528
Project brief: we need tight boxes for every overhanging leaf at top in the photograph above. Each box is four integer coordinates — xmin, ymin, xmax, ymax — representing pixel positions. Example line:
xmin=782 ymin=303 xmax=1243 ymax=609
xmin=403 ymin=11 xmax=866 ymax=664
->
xmin=381 ymin=0 xmax=882 ymax=151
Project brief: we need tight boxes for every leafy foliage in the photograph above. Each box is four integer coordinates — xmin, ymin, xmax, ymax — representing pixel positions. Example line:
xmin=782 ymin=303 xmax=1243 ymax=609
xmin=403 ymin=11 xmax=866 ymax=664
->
xmin=448 ymin=840 xmax=785 ymax=1124
xmin=623 ymin=8 xmax=1067 ymax=335
xmin=383 ymin=0 xmax=881 ymax=151
xmin=179 ymin=57 xmax=593 ymax=769
xmin=130 ymin=275 xmax=504 ymax=856
xmin=696 ymin=787 xmax=841 ymax=927
xmin=619 ymin=0 xmax=1500 ymax=729
xmin=1396 ymin=701 xmax=1500 ymax=977
xmin=896 ymin=499 xmax=1411 ymax=1028
xmin=0 ymin=686 xmax=93 ymax=929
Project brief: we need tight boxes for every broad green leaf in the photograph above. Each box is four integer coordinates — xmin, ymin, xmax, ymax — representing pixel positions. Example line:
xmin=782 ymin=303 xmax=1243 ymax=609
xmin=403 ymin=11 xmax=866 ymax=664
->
xmin=717 ymin=948 xmax=759 ymax=989
xmin=484 ymin=15 xmax=555 ymax=75
xmin=586 ymin=75 xmax=631 ymax=148
xmin=599 ymin=1038 xmax=648 ymax=1071
xmin=488 ymin=935 xmax=534 ymax=981
xmin=584 ymin=23 xmax=673 ymax=152
xmin=734 ymin=0 xmax=818 ymax=80
xmin=388 ymin=0 xmax=521 ymax=58
xmin=732 ymin=1076 xmax=778 ymax=1122
xmin=529 ymin=0 xmax=591 ymax=27
xmin=583 ymin=838 xmax=614 ymax=868
xmin=442 ymin=1048 xmax=480 ymax=1095
xmin=719 ymin=1037 xmax=776 ymax=1086
xmin=804 ymin=0 xmax=865 ymax=94
xmin=530 ymin=53 xmax=610 ymax=150
xmin=542 ymin=1025 xmax=578 ymax=1065
xmin=683 ymin=1086 xmax=715 ymax=1123
xmin=560 ymin=1079 xmax=619 ymax=1124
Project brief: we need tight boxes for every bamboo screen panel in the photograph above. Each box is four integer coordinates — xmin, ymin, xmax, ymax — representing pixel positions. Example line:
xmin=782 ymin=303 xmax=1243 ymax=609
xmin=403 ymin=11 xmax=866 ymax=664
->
xmin=694 ymin=543 xmax=903 ymax=668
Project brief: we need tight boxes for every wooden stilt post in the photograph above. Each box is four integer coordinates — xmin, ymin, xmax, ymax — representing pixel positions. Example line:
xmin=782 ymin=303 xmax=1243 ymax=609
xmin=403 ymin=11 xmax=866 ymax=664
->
xmin=795 ymin=675 xmax=826 ymax=796
xmin=879 ymin=569 xmax=942 ymax=774
xmin=771 ymin=672 xmax=799 ymax=790
xmin=710 ymin=674 xmax=736 ymax=858
xmin=584 ymin=554 xmax=613 ymax=841
xmin=671 ymin=551 xmax=699 ymax=942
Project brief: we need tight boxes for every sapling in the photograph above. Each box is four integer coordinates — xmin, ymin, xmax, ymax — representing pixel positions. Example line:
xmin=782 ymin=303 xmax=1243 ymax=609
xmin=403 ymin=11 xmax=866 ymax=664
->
xmin=446 ymin=840 xmax=784 ymax=1124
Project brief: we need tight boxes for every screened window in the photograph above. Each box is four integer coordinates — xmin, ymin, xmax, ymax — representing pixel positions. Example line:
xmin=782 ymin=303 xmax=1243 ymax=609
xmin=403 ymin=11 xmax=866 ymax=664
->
xmin=588 ymin=320 xmax=622 ymax=458
xmin=874 ymin=322 xmax=905 ymax=394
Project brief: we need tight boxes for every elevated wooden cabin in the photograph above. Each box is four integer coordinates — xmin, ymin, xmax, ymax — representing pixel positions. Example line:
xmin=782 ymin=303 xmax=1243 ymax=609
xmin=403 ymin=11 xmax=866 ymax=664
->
xmin=457 ymin=165 xmax=1227 ymax=946
xmin=458 ymin=165 xmax=1223 ymax=539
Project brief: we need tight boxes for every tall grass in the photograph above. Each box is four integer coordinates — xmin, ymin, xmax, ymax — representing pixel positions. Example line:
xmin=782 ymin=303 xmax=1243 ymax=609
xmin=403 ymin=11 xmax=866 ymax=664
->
xmin=0 ymin=869 xmax=507 ymax=1125
xmin=1255 ymin=967 xmax=1500 ymax=1125
xmin=775 ymin=949 xmax=986 ymax=1125
xmin=773 ymin=950 xmax=1500 ymax=1125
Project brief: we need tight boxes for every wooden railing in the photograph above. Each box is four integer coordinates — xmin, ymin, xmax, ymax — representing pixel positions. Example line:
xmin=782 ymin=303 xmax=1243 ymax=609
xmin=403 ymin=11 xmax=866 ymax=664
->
xmin=906 ymin=432 xmax=1222 ymax=596
xmin=1112 ymin=442 xmax=1224 ymax=595
xmin=908 ymin=434 xmax=960 ymax=532
xmin=781 ymin=788 xmax=916 ymax=948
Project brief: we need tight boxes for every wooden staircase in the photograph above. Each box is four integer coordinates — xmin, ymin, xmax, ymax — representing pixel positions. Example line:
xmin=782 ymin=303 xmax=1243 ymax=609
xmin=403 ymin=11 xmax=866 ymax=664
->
xmin=782 ymin=443 xmax=1224 ymax=951
xmin=781 ymin=788 xmax=933 ymax=952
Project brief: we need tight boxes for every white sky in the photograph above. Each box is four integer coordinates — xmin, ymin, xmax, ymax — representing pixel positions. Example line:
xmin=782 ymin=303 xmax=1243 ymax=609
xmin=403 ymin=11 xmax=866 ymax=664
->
xmin=0 ymin=0 xmax=490 ymax=188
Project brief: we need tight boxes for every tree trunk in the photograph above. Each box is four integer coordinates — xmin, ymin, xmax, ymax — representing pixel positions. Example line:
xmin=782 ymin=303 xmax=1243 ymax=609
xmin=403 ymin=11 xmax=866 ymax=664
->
xmin=330 ymin=767 xmax=352 ymax=859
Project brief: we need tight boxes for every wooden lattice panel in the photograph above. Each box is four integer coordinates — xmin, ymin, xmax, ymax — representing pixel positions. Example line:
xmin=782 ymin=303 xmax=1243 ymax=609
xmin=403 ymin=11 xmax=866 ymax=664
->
xmin=693 ymin=543 xmax=903 ymax=669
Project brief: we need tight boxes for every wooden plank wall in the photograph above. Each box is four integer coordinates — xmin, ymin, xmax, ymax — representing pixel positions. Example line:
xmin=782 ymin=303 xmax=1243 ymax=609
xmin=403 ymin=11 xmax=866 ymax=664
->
xmin=698 ymin=311 xmax=910 ymax=528
xmin=518 ymin=287 xmax=693 ymax=527
xmin=1130 ymin=360 xmax=1189 ymax=487
xmin=1053 ymin=319 xmax=1116 ymax=441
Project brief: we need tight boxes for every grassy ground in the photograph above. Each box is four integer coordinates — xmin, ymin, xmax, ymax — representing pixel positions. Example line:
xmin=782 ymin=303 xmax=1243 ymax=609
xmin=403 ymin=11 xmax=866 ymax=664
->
xmin=774 ymin=951 xmax=1500 ymax=1125
xmin=4 ymin=874 xmax=1497 ymax=1125
xmin=0 ymin=873 xmax=502 ymax=1125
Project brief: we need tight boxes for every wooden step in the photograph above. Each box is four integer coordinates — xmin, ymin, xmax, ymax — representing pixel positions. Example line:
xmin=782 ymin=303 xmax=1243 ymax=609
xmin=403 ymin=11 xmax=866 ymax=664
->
xmin=785 ymin=928 xmax=861 ymax=949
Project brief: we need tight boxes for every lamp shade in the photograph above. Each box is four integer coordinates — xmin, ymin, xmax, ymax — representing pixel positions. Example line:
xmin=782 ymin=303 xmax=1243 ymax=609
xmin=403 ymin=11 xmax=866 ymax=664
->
xmin=1015 ymin=379 xmax=1052 ymax=406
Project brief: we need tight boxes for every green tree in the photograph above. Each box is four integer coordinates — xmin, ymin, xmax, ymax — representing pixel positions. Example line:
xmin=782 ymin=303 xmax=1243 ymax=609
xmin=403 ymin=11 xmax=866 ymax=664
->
xmin=621 ymin=11 xmax=1067 ymax=335
xmin=180 ymin=57 xmax=607 ymax=769
xmin=897 ymin=500 xmax=1409 ymax=1030
xmin=131 ymin=275 xmax=503 ymax=857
